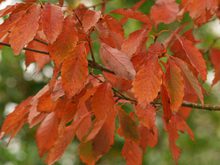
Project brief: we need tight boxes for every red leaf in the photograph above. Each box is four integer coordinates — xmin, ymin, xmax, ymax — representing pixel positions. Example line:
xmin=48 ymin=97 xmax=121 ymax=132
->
xmin=210 ymin=48 xmax=220 ymax=85
xmin=0 ymin=4 xmax=17 ymax=18
xmin=0 ymin=3 xmax=34 ymax=40
xmin=166 ymin=115 xmax=194 ymax=163
xmin=173 ymin=36 xmax=207 ymax=81
xmin=25 ymin=40 xmax=50 ymax=72
xmin=164 ymin=60 xmax=184 ymax=112
xmin=136 ymin=105 xmax=158 ymax=149
xmin=100 ymin=43 xmax=136 ymax=80
xmin=82 ymin=10 xmax=101 ymax=32
xmin=96 ymin=15 xmax=124 ymax=49
xmin=61 ymin=43 xmax=88 ymax=98
xmin=79 ymin=141 xmax=97 ymax=165
xmin=150 ymin=0 xmax=179 ymax=25
xmin=132 ymin=55 xmax=162 ymax=108
xmin=41 ymin=3 xmax=64 ymax=43
xmin=80 ymin=107 xmax=117 ymax=164
xmin=118 ymin=108 xmax=139 ymax=141
xmin=37 ymin=90 xmax=56 ymax=112
xmin=173 ymin=57 xmax=203 ymax=104
xmin=181 ymin=0 xmax=218 ymax=24
xmin=9 ymin=4 xmax=41 ymax=55
xmin=112 ymin=8 xmax=151 ymax=24
xmin=36 ymin=113 xmax=59 ymax=157
xmin=46 ymin=112 xmax=91 ymax=165
xmin=121 ymin=29 xmax=148 ymax=58
xmin=76 ymin=87 xmax=97 ymax=141
xmin=49 ymin=16 xmax=78 ymax=66
xmin=0 ymin=97 xmax=32 ymax=140
xmin=91 ymin=83 xmax=115 ymax=120
xmin=92 ymin=109 xmax=116 ymax=156
xmin=122 ymin=140 xmax=143 ymax=165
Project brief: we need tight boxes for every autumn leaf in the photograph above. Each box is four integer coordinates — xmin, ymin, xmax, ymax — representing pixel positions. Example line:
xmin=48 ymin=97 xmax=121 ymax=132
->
xmin=112 ymin=8 xmax=151 ymax=25
xmin=132 ymin=55 xmax=162 ymax=108
xmin=96 ymin=15 xmax=124 ymax=49
xmin=210 ymin=48 xmax=220 ymax=85
xmin=118 ymin=107 xmax=139 ymax=141
xmin=82 ymin=9 xmax=101 ymax=32
xmin=150 ymin=0 xmax=179 ymax=25
xmin=41 ymin=3 xmax=64 ymax=43
xmin=49 ymin=16 xmax=78 ymax=66
xmin=36 ymin=113 xmax=59 ymax=157
xmin=0 ymin=97 xmax=32 ymax=140
xmin=25 ymin=40 xmax=50 ymax=72
xmin=100 ymin=42 xmax=136 ymax=80
xmin=121 ymin=29 xmax=148 ymax=58
xmin=9 ymin=4 xmax=41 ymax=55
xmin=172 ymin=35 xmax=207 ymax=81
xmin=164 ymin=59 xmax=184 ymax=112
xmin=122 ymin=140 xmax=143 ymax=165
xmin=173 ymin=57 xmax=204 ymax=104
xmin=166 ymin=114 xmax=194 ymax=163
xmin=61 ymin=43 xmax=88 ymax=98
xmin=46 ymin=112 xmax=91 ymax=165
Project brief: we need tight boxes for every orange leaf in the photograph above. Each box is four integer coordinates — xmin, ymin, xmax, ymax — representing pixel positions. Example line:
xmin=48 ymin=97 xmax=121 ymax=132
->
xmin=173 ymin=57 xmax=203 ymax=104
xmin=112 ymin=8 xmax=151 ymax=25
xmin=49 ymin=16 xmax=78 ymax=66
xmin=173 ymin=36 xmax=207 ymax=81
xmin=166 ymin=114 xmax=194 ymax=163
xmin=25 ymin=40 xmax=50 ymax=72
xmin=82 ymin=9 xmax=101 ymax=32
xmin=100 ymin=43 xmax=136 ymax=80
xmin=46 ymin=112 xmax=91 ymax=165
xmin=36 ymin=113 xmax=59 ymax=157
xmin=121 ymin=29 xmax=148 ymax=58
xmin=210 ymin=48 xmax=220 ymax=85
xmin=61 ymin=43 xmax=88 ymax=98
xmin=150 ymin=0 xmax=179 ymax=25
xmin=122 ymin=140 xmax=143 ymax=165
xmin=91 ymin=83 xmax=115 ymax=120
xmin=118 ymin=108 xmax=139 ymax=141
xmin=9 ymin=4 xmax=41 ymax=55
xmin=0 ymin=97 xmax=32 ymax=140
xmin=164 ymin=60 xmax=184 ymax=112
xmin=132 ymin=55 xmax=162 ymax=108
xmin=41 ymin=3 xmax=64 ymax=43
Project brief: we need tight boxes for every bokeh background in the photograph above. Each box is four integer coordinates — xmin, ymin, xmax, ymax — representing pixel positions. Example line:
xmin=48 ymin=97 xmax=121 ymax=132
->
xmin=1 ymin=0 xmax=220 ymax=164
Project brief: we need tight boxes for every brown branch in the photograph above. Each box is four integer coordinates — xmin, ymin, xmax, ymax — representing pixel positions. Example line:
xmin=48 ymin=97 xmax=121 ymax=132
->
xmin=0 ymin=42 xmax=49 ymax=55
xmin=182 ymin=101 xmax=220 ymax=111
xmin=0 ymin=41 xmax=220 ymax=111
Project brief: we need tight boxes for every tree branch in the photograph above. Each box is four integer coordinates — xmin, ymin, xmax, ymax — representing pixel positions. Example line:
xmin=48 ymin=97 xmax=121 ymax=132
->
xmin=0 ymin=41 xmax=220 ymax=111
xmin=0 ymin=42 xmax=49 ymax=55
xmin=182 ymin=101 xmax=220 ymax=111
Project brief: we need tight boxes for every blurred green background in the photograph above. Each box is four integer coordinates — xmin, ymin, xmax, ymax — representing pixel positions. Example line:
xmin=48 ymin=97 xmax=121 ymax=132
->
xmin=1 ymin=0 xmax=220 ymax=164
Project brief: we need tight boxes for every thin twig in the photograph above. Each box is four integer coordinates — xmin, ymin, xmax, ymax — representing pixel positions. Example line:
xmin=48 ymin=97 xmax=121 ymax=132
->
xmin=0 ymin=42 xmax=49 ymax=55
xmin=182 ymin=101 xmax=220 ymax=111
